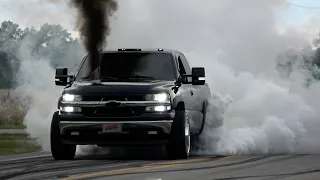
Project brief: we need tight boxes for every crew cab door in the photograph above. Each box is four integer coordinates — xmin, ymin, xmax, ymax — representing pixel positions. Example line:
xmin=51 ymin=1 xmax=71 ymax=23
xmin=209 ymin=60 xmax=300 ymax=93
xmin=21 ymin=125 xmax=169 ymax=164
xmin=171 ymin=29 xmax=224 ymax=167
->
xmin=176 ymin=55 xmax=207 ymax=134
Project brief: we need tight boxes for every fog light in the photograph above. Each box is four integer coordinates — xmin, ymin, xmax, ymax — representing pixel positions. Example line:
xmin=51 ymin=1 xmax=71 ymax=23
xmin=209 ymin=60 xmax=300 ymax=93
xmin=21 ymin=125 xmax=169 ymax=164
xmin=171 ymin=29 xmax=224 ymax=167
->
xmin=146 ymin=106 xmax=171 ymax=112
xmin=60 ymin=106 xmax=81 ymax=113
xmin=154 ymin=106 xmax=166 ymax=111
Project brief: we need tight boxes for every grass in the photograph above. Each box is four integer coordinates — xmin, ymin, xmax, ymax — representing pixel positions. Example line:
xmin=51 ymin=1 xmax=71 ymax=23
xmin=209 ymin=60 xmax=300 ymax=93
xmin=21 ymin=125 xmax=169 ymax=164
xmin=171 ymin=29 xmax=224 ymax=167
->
xmin=0 ymin=124 xmax=26 ymax=129
xmin=0 ymin=89 xmax=9 ymax=97
xmin=0 ymin=90 xmax=41 ymax=155
xmin=0 ymin=134 xmax=42 ymax=155
xmin=0 ymin=89 xmax=31 ymax=125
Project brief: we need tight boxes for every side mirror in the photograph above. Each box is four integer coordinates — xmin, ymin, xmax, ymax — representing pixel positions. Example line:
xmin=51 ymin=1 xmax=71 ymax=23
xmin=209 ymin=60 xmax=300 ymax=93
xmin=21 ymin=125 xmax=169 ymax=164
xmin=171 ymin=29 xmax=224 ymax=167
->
xmin=192 ymin=67 xmax=205 ymax=85
xmin=55 ymin=68 xmax=74 ymax=86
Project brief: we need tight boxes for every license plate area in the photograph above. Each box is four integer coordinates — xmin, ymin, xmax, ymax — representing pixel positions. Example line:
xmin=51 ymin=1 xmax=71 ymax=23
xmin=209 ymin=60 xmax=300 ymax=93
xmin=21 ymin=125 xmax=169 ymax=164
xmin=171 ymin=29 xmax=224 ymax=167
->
xmin=102 ymin=124 xmax=122 ymax=133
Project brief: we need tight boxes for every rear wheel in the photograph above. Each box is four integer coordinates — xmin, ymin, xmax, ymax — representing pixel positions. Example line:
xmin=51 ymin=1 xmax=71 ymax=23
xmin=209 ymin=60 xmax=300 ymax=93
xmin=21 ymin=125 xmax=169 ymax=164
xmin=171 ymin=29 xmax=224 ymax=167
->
xmin=50 ymin=111 xmax=76 ymax=160
xmin=166 ymin=110 xmax=190 ymax=159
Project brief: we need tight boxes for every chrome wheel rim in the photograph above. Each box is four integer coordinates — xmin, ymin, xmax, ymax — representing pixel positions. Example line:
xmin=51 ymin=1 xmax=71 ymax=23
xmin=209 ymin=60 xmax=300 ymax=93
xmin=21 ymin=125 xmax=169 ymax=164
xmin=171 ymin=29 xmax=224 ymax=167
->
xmin=185 ymin=119 xmax=190 ymax=154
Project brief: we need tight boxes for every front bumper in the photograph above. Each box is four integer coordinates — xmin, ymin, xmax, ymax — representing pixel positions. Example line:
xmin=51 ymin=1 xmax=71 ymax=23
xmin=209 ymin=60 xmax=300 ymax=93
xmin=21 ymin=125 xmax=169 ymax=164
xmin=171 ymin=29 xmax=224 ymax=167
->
xmin=59 ymin=120 xmax=173 ymax=145
xmin=58 ymin=100 xmax=174 ymax=146
xmin=58 ymin=112 xmax=175 ymax=146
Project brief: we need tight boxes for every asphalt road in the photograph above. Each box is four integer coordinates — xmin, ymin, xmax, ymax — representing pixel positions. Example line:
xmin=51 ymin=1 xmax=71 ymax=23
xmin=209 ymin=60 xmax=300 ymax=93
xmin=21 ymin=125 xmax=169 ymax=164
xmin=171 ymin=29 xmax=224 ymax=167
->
xmin=0 ymin=147 xmax=320 ymax=180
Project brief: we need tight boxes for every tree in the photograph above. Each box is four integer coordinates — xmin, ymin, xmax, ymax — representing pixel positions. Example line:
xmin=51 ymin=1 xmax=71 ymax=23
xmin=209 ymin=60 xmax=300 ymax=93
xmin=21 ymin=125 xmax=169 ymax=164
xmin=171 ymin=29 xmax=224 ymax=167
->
xmin=0 ymin=21 xmax=24 ymax=49
xmin=24 ymin=23 xmax=84 ymax=71
xmin=311 ymin=32 xmax=320 ymax=67
xmin=0 ymin=21 xmax=24 ymax=88
xmin=0 ymin=20 xmax=84 ymax=88
xmin=276 ymin=31 xmax=320 ymax=86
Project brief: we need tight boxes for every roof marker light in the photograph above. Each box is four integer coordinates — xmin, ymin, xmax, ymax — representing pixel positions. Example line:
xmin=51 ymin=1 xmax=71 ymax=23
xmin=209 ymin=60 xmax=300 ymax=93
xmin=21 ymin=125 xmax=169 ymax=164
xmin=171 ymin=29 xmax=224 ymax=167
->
xmin=118 ymin=48 xmax=141 ymax=51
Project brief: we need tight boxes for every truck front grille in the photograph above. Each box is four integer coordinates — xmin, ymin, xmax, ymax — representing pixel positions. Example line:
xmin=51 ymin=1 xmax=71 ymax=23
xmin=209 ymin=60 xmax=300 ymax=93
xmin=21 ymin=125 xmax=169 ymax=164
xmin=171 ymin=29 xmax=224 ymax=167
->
xmin=82 ymin=94 xmax=145 ymax=101
xmin=81 ymin=94 xmax=146 ymax=117
xmin=82 ymin=107 xmax=146 ymax=117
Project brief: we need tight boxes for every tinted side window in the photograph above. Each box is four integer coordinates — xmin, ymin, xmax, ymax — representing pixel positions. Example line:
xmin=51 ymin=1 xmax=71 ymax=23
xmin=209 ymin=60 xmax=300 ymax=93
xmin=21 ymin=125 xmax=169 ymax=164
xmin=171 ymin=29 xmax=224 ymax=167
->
xmin=75 ymin=57 xmax=90 ymax=80
xmin=177 ymin=57 xmax=186 ymax=75
xmin=179 ymin=55 xmax=191 ymax=74
xmin=178 ymin=55 xmax=192 ymax=82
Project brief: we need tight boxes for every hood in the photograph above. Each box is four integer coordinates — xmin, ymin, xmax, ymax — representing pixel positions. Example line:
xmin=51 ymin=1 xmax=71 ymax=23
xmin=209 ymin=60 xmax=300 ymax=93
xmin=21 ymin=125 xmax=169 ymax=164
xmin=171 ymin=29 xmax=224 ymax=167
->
xmin=63 ymin=80 xmax=175 ymax=95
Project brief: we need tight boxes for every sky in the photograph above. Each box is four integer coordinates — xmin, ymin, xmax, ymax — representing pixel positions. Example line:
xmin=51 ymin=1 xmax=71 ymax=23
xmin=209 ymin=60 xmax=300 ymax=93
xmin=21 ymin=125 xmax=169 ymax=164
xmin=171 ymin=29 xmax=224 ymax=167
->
xmin=0 ymin=0 xmax=75 ymax=30
xmin=280 ymin=0 xmax=320 ymax=28
xmin=0 ymin=1 xmax=320 ymax=27
xmin=272 ymin=0 xmax=320 ymax=43
xmin=0 ymin=0 xmax=320 ymax=40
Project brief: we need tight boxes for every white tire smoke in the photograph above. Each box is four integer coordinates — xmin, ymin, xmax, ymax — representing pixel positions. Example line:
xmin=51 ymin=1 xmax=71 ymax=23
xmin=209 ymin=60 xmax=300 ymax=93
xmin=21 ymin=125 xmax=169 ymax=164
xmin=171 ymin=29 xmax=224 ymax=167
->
xmin=7 ymin=0 xmax=320 ymax=156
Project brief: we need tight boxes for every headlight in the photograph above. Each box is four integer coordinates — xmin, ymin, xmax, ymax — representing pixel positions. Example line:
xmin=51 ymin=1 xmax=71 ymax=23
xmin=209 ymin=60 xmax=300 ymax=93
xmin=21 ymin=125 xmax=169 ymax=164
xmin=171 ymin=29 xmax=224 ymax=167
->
xmin=145 ymin=93 xmax=170 ymax=102
xmin=62 ymin=94 xmax=82 ymax=102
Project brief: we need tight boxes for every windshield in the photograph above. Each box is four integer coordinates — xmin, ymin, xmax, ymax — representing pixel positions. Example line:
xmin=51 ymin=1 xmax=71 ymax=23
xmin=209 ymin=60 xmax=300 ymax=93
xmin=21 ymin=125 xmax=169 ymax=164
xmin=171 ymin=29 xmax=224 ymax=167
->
xmin=98 ymin=52 xmax=177 ymax=81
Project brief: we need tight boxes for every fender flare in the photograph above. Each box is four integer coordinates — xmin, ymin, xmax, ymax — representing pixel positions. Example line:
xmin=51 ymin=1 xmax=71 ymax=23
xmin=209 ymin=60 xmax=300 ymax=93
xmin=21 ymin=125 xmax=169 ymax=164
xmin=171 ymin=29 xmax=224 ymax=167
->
xmin=198 ymin=100 xmax=208 ymax=135
xmin=175 ymin=101 xmax=185 ymax=111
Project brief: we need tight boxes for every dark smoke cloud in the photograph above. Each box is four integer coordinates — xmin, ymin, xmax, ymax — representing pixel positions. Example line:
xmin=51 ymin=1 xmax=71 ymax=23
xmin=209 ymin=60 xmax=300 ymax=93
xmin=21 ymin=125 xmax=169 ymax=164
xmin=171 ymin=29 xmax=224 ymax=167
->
xmin=70 ymin=0 xmax=118 ymax=76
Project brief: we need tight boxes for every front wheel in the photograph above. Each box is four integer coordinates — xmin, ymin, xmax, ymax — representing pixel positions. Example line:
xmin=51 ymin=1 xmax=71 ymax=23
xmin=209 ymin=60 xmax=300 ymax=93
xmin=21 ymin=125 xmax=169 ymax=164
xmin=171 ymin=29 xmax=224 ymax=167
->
xmin=50 ymin=111 xmax=76 ymax=160
xmin=166 ymin=110 xmax=190 ymax=159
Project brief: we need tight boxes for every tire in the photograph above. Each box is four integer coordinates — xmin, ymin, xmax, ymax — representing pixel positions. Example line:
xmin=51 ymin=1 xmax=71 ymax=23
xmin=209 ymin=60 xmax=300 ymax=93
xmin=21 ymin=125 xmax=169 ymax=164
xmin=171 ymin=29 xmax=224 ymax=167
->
xmin=50 ymin=111 xmax=76 ymax=160
xmin=166 ymin=110 xmax=191 ymax=159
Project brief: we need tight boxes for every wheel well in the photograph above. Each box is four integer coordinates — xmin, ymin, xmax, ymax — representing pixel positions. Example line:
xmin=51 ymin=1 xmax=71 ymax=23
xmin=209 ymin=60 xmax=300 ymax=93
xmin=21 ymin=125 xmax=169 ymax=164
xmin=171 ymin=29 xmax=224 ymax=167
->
xmin=175 ymin=101 xmax=185 ymax=111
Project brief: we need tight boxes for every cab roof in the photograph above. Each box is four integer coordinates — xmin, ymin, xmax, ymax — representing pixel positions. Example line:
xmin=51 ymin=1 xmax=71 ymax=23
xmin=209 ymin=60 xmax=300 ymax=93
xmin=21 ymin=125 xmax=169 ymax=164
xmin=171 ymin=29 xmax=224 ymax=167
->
xmin=99 ymin=48 xmax=184 ymax=56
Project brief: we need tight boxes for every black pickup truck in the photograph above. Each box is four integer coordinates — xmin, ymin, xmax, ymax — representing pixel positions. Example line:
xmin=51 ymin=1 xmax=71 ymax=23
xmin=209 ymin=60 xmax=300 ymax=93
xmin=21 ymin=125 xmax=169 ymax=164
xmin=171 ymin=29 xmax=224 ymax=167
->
xmin=52 ymin=48 xmax=211 ymax=160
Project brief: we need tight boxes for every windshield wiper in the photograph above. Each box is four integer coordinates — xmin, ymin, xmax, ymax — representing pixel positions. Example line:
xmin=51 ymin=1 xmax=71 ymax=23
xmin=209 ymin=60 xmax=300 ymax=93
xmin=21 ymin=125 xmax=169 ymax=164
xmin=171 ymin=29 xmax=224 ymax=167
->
xmin=99 ymin=76 xmax=130 ymax=82
xmin=100 ymin=76 xmax=121 ymax=80
xmin=80 ymin=76 xmax=91 ymax=80
xmin=103 ymin=75 xmax=155 ymax=80
xmin=82 ymin=75 xmax=156 ymax=81
xmin=127 ymin=75 xmax=155 ymax=80
xmin=81 ymin=76 xmax=120 ymax=80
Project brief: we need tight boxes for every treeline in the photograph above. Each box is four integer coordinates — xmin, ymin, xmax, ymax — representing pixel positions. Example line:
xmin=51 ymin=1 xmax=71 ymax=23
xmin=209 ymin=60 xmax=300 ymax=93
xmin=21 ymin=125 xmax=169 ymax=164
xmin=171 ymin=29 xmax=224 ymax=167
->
xmin=0 ymin=21 xmax=84 ymax=88
xmin=276 ymin=33 xmax=320 ymax=86
xmin=2 ymin=20 xmax=320 ymax=88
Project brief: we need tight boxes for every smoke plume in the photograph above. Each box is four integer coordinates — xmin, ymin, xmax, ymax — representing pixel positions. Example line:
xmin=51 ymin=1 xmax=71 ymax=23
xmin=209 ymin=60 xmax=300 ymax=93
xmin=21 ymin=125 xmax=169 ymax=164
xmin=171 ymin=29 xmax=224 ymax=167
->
xmin=70 ymin=0 xmax=118 ymax=74
xmin=106 ymin=0 xmax=320 ymax=155
xmin=4 ymin=0 xmax=320 ymax=156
